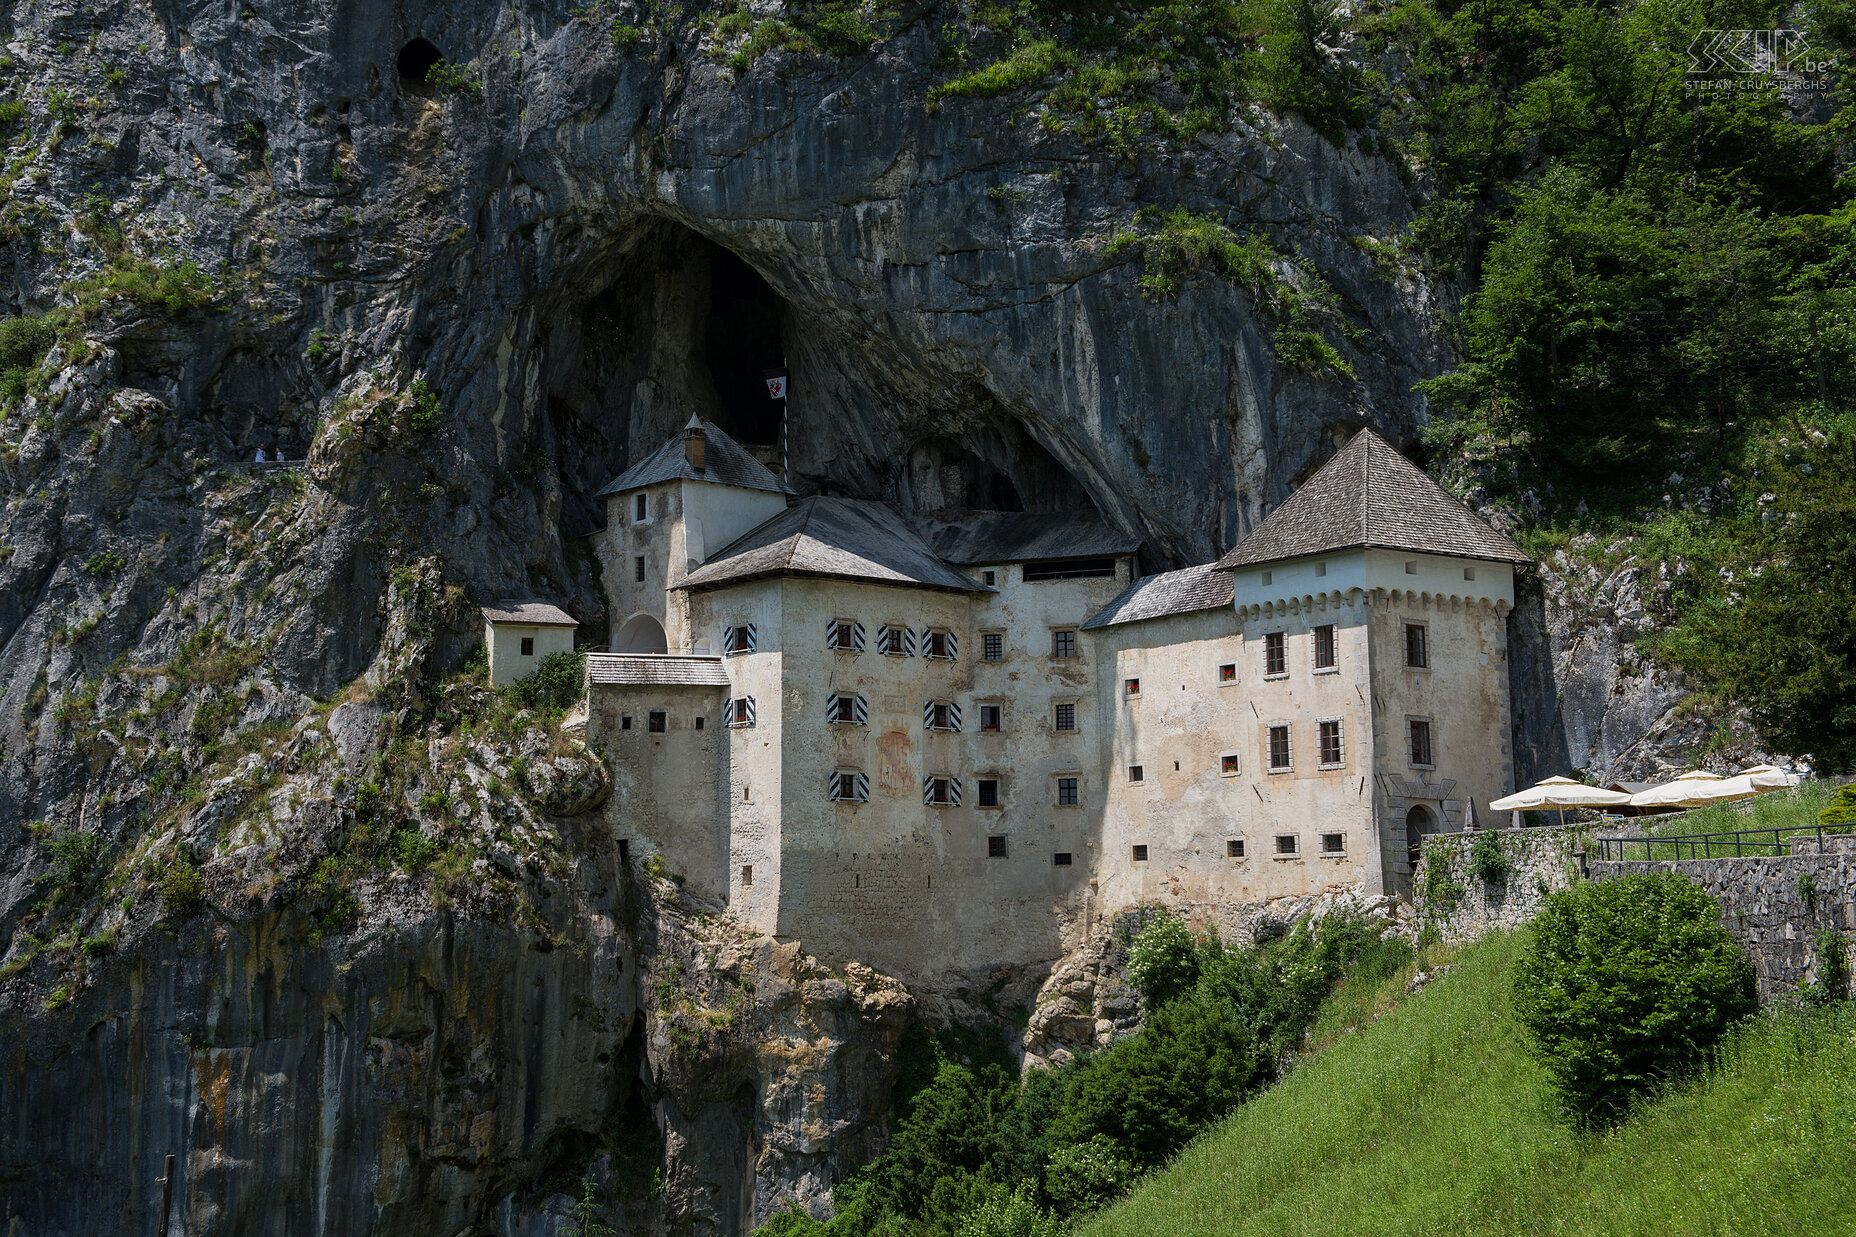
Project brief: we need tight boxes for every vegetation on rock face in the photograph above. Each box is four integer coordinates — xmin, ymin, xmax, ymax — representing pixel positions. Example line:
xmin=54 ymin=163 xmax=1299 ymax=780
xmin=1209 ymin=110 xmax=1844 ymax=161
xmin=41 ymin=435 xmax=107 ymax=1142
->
xmin=1084 ymin=932 xmax=1856 ymax=1237
xmin=757 ymin=914 xmax=1404 ymax=1234
xmin=1512 ymin=873 xmax=1757 ymax=1127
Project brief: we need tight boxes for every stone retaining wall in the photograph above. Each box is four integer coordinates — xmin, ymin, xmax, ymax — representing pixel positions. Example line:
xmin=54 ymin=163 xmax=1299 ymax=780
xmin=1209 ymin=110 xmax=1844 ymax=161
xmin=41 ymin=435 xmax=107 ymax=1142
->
xmin=1414 ymin=825 xmax=1587 ymax=942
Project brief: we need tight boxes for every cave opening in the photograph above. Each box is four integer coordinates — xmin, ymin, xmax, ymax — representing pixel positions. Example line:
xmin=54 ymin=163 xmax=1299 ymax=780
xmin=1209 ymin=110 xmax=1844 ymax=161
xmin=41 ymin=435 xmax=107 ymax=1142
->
xmin=396 ymin=38 xmax=443 ymax=89
xmin=701 ymin=249 xmax=785 ymax=446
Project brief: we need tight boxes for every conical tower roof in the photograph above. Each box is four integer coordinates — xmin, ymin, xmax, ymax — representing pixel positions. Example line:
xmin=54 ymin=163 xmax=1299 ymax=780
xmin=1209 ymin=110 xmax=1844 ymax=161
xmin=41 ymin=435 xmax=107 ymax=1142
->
xmin=1215 ymin=430 xmax=1528 ymax=569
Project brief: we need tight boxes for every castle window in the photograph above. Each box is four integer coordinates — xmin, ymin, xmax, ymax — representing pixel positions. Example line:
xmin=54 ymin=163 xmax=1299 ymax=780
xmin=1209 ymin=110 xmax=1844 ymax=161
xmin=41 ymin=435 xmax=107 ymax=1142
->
xmin=1053 ymin=703 xmax=1077 ymax=732
xmin=1263 ymin=631 xmax=1287 ymax=676
xmin=983 ymin=570 xmax=997 ymax=587
xmin=741 ymin=864 xmax=752 ymax=886
xmin=1276 ymin=834 xmax=1299 ymax=856
xmin=1267 ymin=724 xmax=1292 ymax=771
xmin=977 ymin=777 xmax=1000 ymax=807
xmin=648 ymin=710 xmax=667 ymax=733
xmin=724 ymin=696 xmax=757 ymax=727
xmin=1261 ymin=570 xmax=1273 ymax=586
xmin=1318 ymin=719 xmax=1344 ymax=768
xmin=1220 ymin=752 xmax=1241 ymax=776
xmin=987 ymin=835 xmax=1007 ymax=858
xmin=1218 ymin=662 xmax=1238 ymax=684
xmin=1053 ymin=852 xmax=1074 ymax=867
xmin=877 ymin=625 xmax=914 ymax=656
xmin=1313 ymin=624 xmax=1336 ymax=670
xmin=1405 ymin=623 xmax=1429 ymax=668
xmin=632 ymin=492 xmax=648 ymax=523
xmin=1056 ymin=776 xmax=1079 ymax=806
xmin=1128 ymin=763 xmax=1144 ymax=783
xmin=620 ymin=714 xmax=632 ymax=730
xmin=923 ymin=701 xmax=962 ymax=732
xmin=979 ymin=704 xmax=1002 ymax=732
xmin=1409 ymin=718 xmax=1434 ymax=767
xmin=1405 ymin=560 xmax=1418 ymax=575
xmin=1051 ymin=629 xmax=1077 ymax=659
xmin=723 ymin=623 xmax=757 ymax=655
xmin=1131 ymin=844 xmax=1149 ymax=862
xmin=1227 ymin=839 xmax=1245 ymax=858
xmin=1315 ymin=562 xmax=1327 ymax=577
xmin=827 ymin=693 xmax=868 ymax=725
xmin=695 ymin=716 xmax=705 ymax=731
xmin=829 ymin=770 xmax=870 ymax=802
xmin=1124 ymin=677 xmax=1140 ymax=697
xmin=982 ymin=632 xmax=1004 ymax=661
xmin=1321 ymin=832 xmax=1346 ymax=854
xmin=1463 ymin=566 xmax=1476 ymax=581
xmin=634 ymin=555 xmax=646 ymax=582
xmin=922 ymin=628 xmax=957 ymax=660
xmin=520 ymin=636 xmax=535 ymax=656
xmin=923 ymin=776 xmax=961 ymax=807
xmin=826 ymin=618 xmax=865 ymax=651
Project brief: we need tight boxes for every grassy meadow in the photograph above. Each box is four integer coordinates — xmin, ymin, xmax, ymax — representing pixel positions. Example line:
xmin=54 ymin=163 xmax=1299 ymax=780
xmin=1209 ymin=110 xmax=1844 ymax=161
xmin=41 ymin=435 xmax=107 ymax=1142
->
xmin=1083 ymin=932 xmax=1856 ymax=1237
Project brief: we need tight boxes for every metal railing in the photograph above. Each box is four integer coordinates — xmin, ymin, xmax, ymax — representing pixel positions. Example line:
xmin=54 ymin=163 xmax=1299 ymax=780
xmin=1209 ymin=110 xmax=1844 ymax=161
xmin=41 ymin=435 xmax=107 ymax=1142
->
xmin=1590 ymin=823 xmax=1849 ymax=862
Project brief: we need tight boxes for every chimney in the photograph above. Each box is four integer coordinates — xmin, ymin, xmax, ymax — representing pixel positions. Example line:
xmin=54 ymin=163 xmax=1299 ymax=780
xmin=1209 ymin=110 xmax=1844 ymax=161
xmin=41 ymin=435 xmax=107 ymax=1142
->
xmin=683 ymin=417 xmax=706 ymax=471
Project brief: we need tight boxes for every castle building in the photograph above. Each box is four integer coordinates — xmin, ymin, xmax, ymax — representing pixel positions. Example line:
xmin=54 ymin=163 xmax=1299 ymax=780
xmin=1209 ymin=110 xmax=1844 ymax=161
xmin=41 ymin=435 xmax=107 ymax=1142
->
xmin=584 ymin=420 xmax=1528 ymax=977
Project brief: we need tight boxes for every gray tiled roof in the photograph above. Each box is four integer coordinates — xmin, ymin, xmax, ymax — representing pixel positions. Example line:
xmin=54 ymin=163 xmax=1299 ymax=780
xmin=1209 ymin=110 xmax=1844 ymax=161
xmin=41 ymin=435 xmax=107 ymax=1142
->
xmin=676 ymin=497 xmax=986 ymax=594
xmin=1214 ymin=430 xmax=1530 ymax=569
xmin=586 ymin=654 xmax=731 ymax=686
xmin=594 ymin=418 xmax=794 ymax=498
xmin=481 ymin=601 xmax=579 ymax=626
xmin=920 ymin=510 xmax=1139 ymax=565
xmin=1081 ymin=563 xmax=1235 ymax=630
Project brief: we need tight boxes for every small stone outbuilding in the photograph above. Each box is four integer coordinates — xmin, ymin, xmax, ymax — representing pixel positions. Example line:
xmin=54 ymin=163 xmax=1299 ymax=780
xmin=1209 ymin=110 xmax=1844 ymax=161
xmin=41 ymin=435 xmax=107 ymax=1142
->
xmin=481 ymin=601 xmax=578 ymax=687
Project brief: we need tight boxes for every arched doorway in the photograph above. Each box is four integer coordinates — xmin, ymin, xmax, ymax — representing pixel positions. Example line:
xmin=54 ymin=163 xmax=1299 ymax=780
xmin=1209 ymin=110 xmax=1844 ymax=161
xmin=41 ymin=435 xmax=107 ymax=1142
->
xmin=614 ymin=613 xmax=668 ymax=654
xmin=1405 ymin=805 xmax=1434 ymax=883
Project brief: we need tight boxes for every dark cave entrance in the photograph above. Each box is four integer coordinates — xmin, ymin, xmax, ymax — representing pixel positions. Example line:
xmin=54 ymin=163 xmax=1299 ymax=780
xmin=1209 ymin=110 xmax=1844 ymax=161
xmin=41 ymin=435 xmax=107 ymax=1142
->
xmin=702 ymin=249 xmax=785 ymax=446
xmin=396 ymin=38 xmax=443 ymax=91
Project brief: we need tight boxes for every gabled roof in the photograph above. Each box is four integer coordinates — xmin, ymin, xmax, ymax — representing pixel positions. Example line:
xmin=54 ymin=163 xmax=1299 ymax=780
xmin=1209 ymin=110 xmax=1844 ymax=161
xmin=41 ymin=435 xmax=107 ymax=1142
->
xmin=594 ymin=417 xmax=794 ymax=498
xmin=586 ymin=654 xmax=730 ymax=687
xmin=1214 ymin=429 xmax=1530 ymax=569
xmin=1081 ymin=563 xmax=1235 ymax=630
xmin=918 ymin=510 xmax=1139 ymax=565
xmin=481 ymin=600 xmax=578 ymax=627
xmin=676 ymin=497 xmax=986 ymax=594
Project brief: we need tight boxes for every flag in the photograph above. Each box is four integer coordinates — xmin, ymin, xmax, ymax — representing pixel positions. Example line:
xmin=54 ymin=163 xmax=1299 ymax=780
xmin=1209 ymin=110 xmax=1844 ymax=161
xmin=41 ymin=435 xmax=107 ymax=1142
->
xmin=763 ymin=367 xmax=788 ymax=400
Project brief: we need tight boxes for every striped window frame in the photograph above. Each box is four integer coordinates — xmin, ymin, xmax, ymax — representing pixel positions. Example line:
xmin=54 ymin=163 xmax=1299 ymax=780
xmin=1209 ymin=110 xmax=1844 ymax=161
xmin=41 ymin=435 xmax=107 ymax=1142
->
xmin=828 ymin=770 xmax=870 ymax=802
xmin=923 ymin=700 xmax=963 ymax=732
xmin=723 ymin=696 xmax=757 ymax=728
xmin=825 ymin=618 xmax=866 ymax=652
xmin=876 ymin=624 xmax=916 ymax=657
xmin=722 ymin=623 xmax=758 ymax=656
xmin=825 ymin=693 xmax=869 ymax=726
xmin=922 ymin=775 xmax=962 ymax=807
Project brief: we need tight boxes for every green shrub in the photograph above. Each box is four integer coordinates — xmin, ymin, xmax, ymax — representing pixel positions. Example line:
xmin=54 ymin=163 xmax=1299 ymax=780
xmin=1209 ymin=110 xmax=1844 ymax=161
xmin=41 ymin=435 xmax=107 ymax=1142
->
xmin=390 ymin=826 xmax=438 ymax=870
xmin=38 ymin=829 xmax=102 ymax=892
xmin=928 ymin=40 xmax=1075 ymax=104
xmin=506 ymin=650 xmax=585 ymax=714
xmin=1467 ymin=831 xmax=1511 ymax=884
xmin=1044 ymin=1134 xmax=1134 ymax=1216
xmin=159 ymin=858 xmax=206 ymax=917
xmin=1818 ymin=785 xmax=1856 ymax=829
xmin=424 ymin=58 xmax=480 ymax=94
xmin=1124 ymin=911 xmax=1200 ymax=1008
xmin=807 ymin=9 xmax=877 ymax=55
xmin=1512 ymin=873 xmax=1757 ymax=1127
xmin=956 ymin=1183 xmax=1064 ymax=1237
xmin=404 ymin=378 xmax=444 ymax=436
xmin=1809 ymin=931 xmax=1849 ymax=1005
xmin=0 ymin=313 xmax=53 ymax=371
xmin=1419 ymin=850 xmax=1463 ymax=914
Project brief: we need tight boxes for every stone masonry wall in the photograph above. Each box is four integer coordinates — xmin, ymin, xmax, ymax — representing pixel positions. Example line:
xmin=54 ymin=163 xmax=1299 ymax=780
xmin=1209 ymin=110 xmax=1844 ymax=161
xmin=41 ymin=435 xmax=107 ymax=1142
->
xmin=1415 ymin=825 xmax=1587 ymax=942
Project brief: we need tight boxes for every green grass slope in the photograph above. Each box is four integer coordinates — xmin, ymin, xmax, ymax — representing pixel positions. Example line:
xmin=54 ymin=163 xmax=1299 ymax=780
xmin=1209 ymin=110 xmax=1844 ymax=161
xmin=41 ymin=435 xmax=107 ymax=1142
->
xmin=1084 ymin=933 xmax=1856 ymax=1237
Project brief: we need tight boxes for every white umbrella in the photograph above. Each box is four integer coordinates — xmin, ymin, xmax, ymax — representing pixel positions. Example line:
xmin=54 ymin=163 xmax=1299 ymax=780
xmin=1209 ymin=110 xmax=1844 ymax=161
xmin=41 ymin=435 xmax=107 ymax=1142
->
xmin=1707 ymin=765 xmax=1802 ymax=799
xmin=1491 ymin=775 xmax=1633 ymax=826
xmin=1627 ymin=769 xmax=1755 ymax=810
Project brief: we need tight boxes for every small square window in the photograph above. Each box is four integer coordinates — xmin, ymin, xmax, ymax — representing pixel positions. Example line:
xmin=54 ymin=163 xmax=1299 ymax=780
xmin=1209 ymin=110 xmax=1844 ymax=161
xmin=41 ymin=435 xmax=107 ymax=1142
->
xmin=983 ymin=632 xmax=1004 ymax=661
xmin=1405 ymin=624 xmax=1429 ymax=669
xmin=1261 ymin=570 xmax=1273 ymax=586
xmin=1227 ymin=839 xmax=1245 ymax=858
xmin=983 ymin=570 xmax=997 ymax=586
xmin=1321 ymin=832 xmax=1346 ymax=854
xmin=634 ymin=555 xmax=646 ymax=582
xmin=1052 ymin=629 xmax=1077 ymax=659
xmin=830 ymin=620 xmax=858 ymax=650
xmin=924 ymin=629 xmax=956 ymax=659
xmin=978 ymin=777 xmax=1000 ymax=808
xmin=979 ymin=704 xmax=1002 ymax=732
xmin=1463 ymin=566 xmax=1476 ymax=581
xmin=694 ymin=716 xmax=705 ymax=731
xmin=1220 ymin=753 xmax=1241 ymax=776
xmin=1053 ymin=852 xmax=1074 ymax=867
xmin=520 ymin=636 xmax=535 ymax=656
xmin=1124 ymin=677 xmax=1140 ymax=697
xmin=725 ymin=625 xmax=756 ymax=655
xmin=1053 ymin=703 xmax=1077 ymax=732
xmin=1315 ymin=562 xmax=1327 ymax=577
xmin=1056 ymin=776 xmax=1079 ymax=806
xmin=1405 ymin=560 xmax=1418 ymax=575
xmin=881 ymin=626 xmax=908 ymax=655
xmin=1268 ymin=725 xmax=1292 ymax=771
xmin=1131 ymin=844 xmax=1149 ymax=862
xmin=1264 ymin=631 xmax=1286 ymax=676
xmin=648 ymin=711 xmax=667 ymax=733
xmin=987 ymin=835 xmax=1007 ymax=858
xmin=1275 ymin=834 xmax=1299 ymax=855
xmin=633 ymin=493 xmax=648 ymax=523
xmin=1218 ymin=662 xmax=1237 ymax=684
xmin=926 ymin=702 xmax=959 ymax=732
xmin=1128 ymin=763 xmax=1144 ymax=783
xmin=741 ymin=864 xmax=752 ymax=886
xmin=620 ymin=713 xmax=633 ymax=730
xmin=833 ymin=696 xmax=858 ymax=724
xmin=1313 ymin=624 xmax=1336 ymax=670
xmin=927 ymin=777 xmax=954 ymax=806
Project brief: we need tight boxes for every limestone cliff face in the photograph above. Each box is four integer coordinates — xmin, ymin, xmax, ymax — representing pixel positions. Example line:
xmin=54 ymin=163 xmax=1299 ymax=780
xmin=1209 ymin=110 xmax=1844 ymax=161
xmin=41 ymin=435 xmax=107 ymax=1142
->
xmin=0 ymin=1 xmax=1714 ymax=1233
